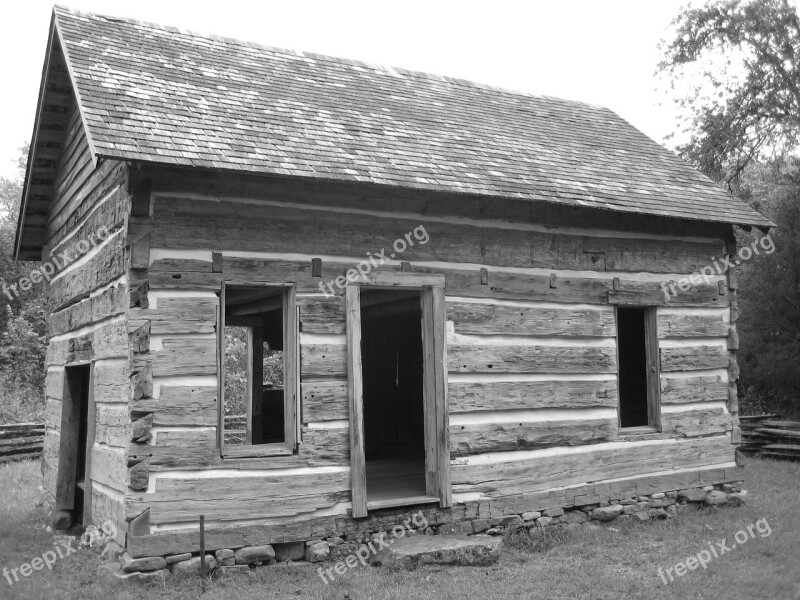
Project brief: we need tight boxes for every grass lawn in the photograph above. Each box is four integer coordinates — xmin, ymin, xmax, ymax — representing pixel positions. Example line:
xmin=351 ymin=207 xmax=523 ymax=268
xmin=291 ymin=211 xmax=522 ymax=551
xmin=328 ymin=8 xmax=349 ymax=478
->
xmin=1 ymin=457 xmax=798 ymax=600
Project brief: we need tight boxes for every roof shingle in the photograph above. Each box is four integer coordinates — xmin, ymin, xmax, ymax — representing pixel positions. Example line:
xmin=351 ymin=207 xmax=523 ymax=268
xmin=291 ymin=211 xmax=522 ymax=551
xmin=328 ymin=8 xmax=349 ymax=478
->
xmin=51 ymin=5 xmax=772 ymax=227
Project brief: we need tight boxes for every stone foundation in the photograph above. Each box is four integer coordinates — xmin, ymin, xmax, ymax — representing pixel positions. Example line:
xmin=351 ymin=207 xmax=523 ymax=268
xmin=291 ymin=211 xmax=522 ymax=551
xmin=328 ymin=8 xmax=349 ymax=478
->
xmin=102 ymin=481 xmax=746 ymax=583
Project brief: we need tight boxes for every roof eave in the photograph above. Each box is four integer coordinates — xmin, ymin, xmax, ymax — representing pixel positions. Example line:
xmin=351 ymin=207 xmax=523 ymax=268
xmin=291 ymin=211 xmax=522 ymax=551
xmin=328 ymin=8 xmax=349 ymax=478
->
xmin=14 ymin=13 xmax=57 ymax=261
xmin=119 ymin=155 xmax=776 ymax=232
xmin=15 ymin=8 xmax=99 ymax=261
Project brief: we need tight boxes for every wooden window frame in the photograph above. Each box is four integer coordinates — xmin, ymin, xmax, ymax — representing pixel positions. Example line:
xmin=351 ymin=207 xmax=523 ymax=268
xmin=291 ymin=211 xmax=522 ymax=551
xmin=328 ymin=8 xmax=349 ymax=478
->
xmin=346 ymin=272 xmax=451 ymax=518
xmin=614 ymin=305 xmax=662 ymax=432
xmin=218 ymin=282 xmax=299 ymax=459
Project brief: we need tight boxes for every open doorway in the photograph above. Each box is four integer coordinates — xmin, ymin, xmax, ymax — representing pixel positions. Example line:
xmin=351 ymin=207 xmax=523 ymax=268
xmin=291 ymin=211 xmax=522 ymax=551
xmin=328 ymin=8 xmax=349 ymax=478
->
xmin=55 ymin=364 xmax=92 ymax=529
xmin=360 ymin=289 xmax=427 ymax=504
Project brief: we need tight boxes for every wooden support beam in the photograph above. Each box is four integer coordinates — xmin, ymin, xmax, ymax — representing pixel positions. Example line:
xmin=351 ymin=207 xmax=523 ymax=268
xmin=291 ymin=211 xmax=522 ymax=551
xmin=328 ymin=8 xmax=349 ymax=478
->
xmin=345 ymin=285 xmax=367 ymax=518
xmin=229 ymin=295 xmax=283 ymax=317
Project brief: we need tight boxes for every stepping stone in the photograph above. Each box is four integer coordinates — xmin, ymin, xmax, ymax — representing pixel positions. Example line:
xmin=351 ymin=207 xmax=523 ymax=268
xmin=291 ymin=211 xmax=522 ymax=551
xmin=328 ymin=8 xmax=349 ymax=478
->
xmin=370 ymin=535 xmax=503 ymax=568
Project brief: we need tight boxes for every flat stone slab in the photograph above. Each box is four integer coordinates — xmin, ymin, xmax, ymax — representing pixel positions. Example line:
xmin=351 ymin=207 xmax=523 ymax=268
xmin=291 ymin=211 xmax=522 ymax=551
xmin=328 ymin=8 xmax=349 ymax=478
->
xmin=371 ymin=535 xmax=503 ymax=569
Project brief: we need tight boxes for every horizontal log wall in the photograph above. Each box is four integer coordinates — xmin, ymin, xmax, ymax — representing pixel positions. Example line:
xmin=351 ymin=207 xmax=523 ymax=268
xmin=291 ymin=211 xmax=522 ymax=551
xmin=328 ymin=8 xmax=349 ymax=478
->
xmin=123 ymin=171 xmax=738 ymax=537
xmin=40 ymin=117 xmax=131 ymax=544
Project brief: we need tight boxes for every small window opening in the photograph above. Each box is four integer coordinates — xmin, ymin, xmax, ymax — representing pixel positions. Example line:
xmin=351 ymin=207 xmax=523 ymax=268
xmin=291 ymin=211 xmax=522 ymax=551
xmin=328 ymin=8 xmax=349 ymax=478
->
xmin=617 ymin=307 xmax=651 ymax=428
xmin=223 ymin=286 xmax=287 ymax=448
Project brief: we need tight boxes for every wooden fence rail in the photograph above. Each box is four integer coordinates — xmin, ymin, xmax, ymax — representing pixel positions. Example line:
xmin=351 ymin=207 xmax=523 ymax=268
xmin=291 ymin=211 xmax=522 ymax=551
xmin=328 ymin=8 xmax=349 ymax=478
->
xmin=0 ymin=423 xmax=45 ymax=463
xmin=739 ymin=414 xmax=800 ymax=461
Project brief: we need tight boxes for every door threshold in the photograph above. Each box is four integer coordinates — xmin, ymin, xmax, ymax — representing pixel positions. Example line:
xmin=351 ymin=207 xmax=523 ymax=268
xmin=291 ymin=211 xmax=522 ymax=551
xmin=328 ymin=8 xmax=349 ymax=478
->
xmin=366 ymin=495 xmax=440 ymax=511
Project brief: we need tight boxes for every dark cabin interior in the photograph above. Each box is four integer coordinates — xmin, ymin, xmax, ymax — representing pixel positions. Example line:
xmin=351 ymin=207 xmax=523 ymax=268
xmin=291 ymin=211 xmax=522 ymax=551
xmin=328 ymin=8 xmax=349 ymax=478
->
xmin=617 ymin=307 xmax=649 ymax=428
xmin=360 ymin=289 xmax=427 ymax=502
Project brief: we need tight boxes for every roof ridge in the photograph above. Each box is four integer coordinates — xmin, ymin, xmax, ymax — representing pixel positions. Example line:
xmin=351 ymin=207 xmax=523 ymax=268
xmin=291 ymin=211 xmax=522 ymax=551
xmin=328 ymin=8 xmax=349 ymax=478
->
xmin=52 ymin=4 xmax=610 ymax=112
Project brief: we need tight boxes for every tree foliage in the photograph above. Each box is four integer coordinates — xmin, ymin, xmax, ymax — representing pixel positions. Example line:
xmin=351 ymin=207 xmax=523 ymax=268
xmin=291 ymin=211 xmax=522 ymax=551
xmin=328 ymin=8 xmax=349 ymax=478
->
xmin=662 ymin=0 xmax=800 ymax=417
xmin=0 ymin=144 xmax=48 ymax=423
xmin=660 ymin=0 xmax=800 ymax=188
xmin=735 ymin=158 xmax=800 ymax=416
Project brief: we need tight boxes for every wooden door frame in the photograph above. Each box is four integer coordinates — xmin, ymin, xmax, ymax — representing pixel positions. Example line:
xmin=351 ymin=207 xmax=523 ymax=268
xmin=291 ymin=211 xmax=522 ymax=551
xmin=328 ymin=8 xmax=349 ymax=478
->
xmin=613 ymin=305 xmax=662 ymax=431
xmin=346 ymin=273 xmax=451 ymax=518
xmin=55 ymin=363 xmax=94 ymax=525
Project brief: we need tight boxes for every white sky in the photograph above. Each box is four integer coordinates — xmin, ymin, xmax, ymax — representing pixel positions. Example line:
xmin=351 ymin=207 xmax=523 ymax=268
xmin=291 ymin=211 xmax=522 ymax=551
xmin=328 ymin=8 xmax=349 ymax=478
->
xmin=0 ymin=0 xmax=698 ymax=179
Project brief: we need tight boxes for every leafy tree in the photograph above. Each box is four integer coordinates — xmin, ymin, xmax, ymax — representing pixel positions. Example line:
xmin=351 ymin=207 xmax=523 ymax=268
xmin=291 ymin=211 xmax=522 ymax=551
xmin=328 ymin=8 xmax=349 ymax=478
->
xmin=735 ymin=158 xmax=800 ymax=416
xmin=659 ymin=0 xmax=800 ymax=189
xmin=0 ymin=144 xmax=47 ymax=423
xmin=661 ymin=0 xmax=800 ymax=417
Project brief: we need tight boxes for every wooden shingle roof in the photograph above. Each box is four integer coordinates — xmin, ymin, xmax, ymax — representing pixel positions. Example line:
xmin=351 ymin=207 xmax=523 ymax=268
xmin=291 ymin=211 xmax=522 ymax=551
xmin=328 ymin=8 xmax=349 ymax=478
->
xmin=18 ymin=6 xmax=772 ymax=258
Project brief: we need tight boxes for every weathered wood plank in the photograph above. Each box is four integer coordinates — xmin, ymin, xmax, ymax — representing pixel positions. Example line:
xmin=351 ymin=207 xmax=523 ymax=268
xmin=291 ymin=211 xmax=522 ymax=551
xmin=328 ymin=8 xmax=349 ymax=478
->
xmin=150 ymin=338 xmax=217 ymax=377
xmin=449 ymin=379 xmax=618 ymax=412
xmin=154 ymin=429 xmax=216 ymax=448
xmin=94 ymin=359 xmax=129 ymax=403
xmin=46 ymin=319 xmax=128 ymax=367
xmin=301 ymin=427 xmax=350 ymax=466
xmin=90 ymin=446 xmax=128 ymax=493
xmin=420 ymin=265 xmax=726 ymax=307
xmin=48 ymin=161 xmax=129 ymax=246
xmin=448 ymin=344 xmax=617 ymax=374
xmin=93 ymin=404 xmax=130 ymax=448
xmin=298 ymin=295 xmax=346 ymax=335
xmin=450 ymin=418 xmax=618 ymax=456
xmin=448 ymin=302 xmax=615 ymax=337
xmin=151 ymin=195 xmax=723 ymax=274
xmin=657 ymin=313 xmax=729 ymax=338
xmin=129 ymin=297 xmax=218 ymax=335
xmin=301 ymin=380 xmax=348 ymax=422
xmin=661 ymin=408 xmax=732 ymax=438
xmin=90 ymin=486 xmax=126 ymax=545
xmin=660 ymin=345 xmax=729 ymax=372
xmin=48 ymin=234 xmax=126 ymax=310
xmin=660 ymin=374 xmax=728 ymax=404
xmin=452 ymin=435 xmax=734 ymax=497
xmin=127 ymin=470 xmax=350 ymax=524
xmin=132 ymin=387 xmax=217 ymax=427
xmin=345 ymin=284 xmax=367 ymax=518
xmin=607 ymin=282 xmax=725 ymax=307
xmin=48 ymin=283 xmax=127 ymax=336
xmin=301 ymin=343 xmax=347 ymax=378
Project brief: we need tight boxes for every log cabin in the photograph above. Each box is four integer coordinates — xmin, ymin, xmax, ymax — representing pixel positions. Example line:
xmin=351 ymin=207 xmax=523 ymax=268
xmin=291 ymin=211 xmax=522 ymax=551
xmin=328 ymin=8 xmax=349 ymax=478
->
xmin=16 ymin=6 xmax=773 ymax=561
